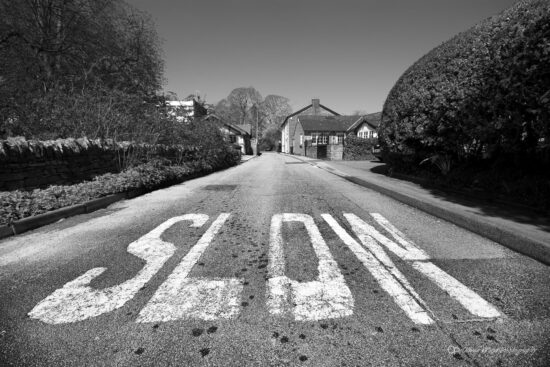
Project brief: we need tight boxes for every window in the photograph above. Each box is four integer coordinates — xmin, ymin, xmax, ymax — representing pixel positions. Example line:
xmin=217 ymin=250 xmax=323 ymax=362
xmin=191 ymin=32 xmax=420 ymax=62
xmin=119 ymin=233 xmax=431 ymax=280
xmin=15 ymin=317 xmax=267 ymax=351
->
xmin=229 ymin=135 xmax=237 ymax=143
xmin=300 ymin=135 xmax=303 ymax=148
xmin=328 ymin=134 xmax=343 ymax=145
xmin=310 ymin=133 xmax=328 ymax=145
xmin=311 ymin=132 xmax=319 ymax=145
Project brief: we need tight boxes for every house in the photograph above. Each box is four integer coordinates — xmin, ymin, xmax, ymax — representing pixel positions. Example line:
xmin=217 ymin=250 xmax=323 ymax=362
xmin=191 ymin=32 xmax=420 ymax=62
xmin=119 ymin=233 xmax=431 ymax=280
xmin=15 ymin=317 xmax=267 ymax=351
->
xmin=280 ymin=99 xmax=339 ymax=155
xmin=346 ymin=112 xmax=381 ymax=139
xmin=203 ymin=114 xmax=252 ymax=155
xmin=280 ymin=99 xmax=381 ymax=160
xmin=166 ymin=99 xmax=207 ymax=122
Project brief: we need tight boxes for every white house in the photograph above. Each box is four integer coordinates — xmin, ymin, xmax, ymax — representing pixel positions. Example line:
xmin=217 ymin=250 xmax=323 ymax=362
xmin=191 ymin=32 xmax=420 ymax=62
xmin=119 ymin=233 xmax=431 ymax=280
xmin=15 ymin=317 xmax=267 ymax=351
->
xmin=346 ymin=112 xmax=381 ymax=139
xmin=166 ymin=100 xmax=207 ymax=122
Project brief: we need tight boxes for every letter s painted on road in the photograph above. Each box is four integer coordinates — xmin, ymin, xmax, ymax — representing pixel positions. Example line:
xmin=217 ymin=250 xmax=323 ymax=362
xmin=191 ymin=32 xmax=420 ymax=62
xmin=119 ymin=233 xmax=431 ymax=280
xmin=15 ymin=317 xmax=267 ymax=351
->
xmin=28 ymin=214 xmax=209 ymax=324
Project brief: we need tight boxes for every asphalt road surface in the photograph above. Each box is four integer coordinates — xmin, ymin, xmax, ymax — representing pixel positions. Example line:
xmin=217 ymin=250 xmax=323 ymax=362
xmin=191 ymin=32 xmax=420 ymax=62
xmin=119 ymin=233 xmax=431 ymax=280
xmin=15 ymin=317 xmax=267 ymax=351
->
xmin=1 ymin=152 xmax=549 ymax=366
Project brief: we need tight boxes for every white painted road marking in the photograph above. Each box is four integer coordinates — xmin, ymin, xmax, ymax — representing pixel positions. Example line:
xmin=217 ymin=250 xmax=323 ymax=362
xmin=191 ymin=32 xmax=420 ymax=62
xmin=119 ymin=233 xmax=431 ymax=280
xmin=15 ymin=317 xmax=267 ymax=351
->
xmin=369 ymin=213 xmax=429 ymax=260
xmin=266 ymin=213 xmax=354 ymax=321
xmin=323 ymin=214 xmax=434 ymax=325
xmin=411 ymin=261 xmax=501 ymax=318
xmin=367 ymin=213 xmax=501 ymax=319
xmin=28 ymin=212 xmax=502 ymax=324
xmin=137 ymin=213 xmax=242 ymax=322
xmin=28 ymin=214 xmax=209 ymax=324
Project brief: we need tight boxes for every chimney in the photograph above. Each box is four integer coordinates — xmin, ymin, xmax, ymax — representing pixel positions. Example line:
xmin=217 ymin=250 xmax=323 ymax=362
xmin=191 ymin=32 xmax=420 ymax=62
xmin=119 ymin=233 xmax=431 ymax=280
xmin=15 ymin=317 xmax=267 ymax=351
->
xmin=312 ymin=98 xmax=320 ymax=115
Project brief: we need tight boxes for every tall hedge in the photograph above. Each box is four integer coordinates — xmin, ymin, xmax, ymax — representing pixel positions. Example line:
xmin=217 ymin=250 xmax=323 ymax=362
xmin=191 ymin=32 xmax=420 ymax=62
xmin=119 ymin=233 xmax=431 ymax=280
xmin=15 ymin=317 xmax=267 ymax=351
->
xmin=379 ymin=0 xmax=550 ymax=173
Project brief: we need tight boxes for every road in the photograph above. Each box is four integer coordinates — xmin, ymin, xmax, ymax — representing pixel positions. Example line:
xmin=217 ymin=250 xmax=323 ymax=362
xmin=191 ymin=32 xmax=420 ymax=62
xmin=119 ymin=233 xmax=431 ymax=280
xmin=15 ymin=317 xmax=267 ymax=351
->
xmin=1 ymin=152 xmax=549 ymax=366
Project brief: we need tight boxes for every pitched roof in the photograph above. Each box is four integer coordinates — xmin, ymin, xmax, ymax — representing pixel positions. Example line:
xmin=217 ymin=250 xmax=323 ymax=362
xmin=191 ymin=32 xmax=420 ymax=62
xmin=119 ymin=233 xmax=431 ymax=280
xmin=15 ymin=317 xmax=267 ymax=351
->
xmin=281 ymin=103 xmax=340 ymax=128
xmin=201 ymin=115 xmax=250 ymax=135
xmin=346 ymin=112 xmax=382 ymax=132
xmin=299 ymin=115 xmax=361 ymax=132
xmin=225 ymin=123 xmax=250 ymax=136
xmin=202 ymin=113 xmax=222 ymax=122
xmin=235 ymin=124 xmax=251 ymax=135
xmin=364 ymin=112 xmax=381 ymax=127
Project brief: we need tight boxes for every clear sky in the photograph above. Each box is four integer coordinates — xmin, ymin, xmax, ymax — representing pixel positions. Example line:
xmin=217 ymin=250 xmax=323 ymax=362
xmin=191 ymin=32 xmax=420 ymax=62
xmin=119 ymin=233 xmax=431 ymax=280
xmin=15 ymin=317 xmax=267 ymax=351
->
xmin=127 ymin=0 xmax=517 ymax=115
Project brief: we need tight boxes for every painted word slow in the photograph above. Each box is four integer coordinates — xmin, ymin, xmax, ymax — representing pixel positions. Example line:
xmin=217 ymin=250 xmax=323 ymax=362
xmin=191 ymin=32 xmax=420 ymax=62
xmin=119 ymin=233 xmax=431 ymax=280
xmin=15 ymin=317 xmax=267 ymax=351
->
xmin=29 ymin=213 xmax=502 ymax=325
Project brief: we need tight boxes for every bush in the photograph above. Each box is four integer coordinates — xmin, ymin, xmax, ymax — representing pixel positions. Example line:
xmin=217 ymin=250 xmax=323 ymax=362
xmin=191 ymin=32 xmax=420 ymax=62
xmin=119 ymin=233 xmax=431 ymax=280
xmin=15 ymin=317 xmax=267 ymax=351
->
xmin=343 ymin=135 xmax=378 ymax=160
xmin=379 ymin=0 xmax=550 ymax=210
xmin=0 ymin=145 xmax=240 ymax=226
xmin=380 ymin=0 xmax=550 ymax=169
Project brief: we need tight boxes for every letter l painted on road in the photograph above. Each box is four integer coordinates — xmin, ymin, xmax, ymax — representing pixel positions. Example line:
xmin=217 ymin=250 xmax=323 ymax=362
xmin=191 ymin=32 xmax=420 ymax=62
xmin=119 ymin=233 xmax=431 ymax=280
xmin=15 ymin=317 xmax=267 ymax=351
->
xmin=137 ymin=213 xmax=242 ymax=322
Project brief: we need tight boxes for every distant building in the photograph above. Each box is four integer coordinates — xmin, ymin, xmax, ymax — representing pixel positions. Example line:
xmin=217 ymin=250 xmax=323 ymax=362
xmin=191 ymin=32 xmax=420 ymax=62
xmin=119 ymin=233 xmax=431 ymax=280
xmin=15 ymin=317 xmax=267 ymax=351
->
xmin=346 ymin=112 xmax=381 ymax=139
xmin=280 ymin=99 xmax=339 ymax=156
xmin=280 ymin=99 xmax=380 ymax=160
xmin=166 ymin=99 xmax=207 ymax=122
xmin=203 ymin=114 xmax=252 ymax=155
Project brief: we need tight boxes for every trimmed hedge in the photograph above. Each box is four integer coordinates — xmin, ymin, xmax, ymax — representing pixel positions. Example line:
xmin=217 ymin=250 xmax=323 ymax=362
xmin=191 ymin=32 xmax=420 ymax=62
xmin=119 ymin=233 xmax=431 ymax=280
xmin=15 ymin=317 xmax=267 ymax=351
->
xmin=0 ymin=137 xmax=204 ymax=166
xmin=343 ymin=135 xmax=378 ymax=160
xmin=0 ymin=136 xmax=229 ymax=191
xmin=380 ymin=0 xmax=550 ymax=167
xmin=0 ymin=145 xmax=240 ymax=225
xmin=379 ymin=0 xmax=550 ymax=211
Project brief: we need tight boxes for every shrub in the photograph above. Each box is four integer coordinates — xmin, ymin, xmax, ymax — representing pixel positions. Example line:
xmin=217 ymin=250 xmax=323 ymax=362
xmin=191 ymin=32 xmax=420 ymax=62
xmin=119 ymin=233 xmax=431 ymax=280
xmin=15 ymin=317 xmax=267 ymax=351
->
xmin=343 ymin=136 xmax=378 ymax=160
xmin=0 ymin=146 xmax=240 ymax=226
xmin=380 ymin=0 xmax=550 ymax=171
xmin=379 ymin=0 xmax=550 ymax=210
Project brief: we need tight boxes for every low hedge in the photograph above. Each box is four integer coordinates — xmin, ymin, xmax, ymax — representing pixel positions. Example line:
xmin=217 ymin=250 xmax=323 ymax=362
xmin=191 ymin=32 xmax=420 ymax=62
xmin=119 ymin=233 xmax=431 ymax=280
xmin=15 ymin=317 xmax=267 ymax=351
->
xmin=0 ymin=146 xmax=240 ymax=226
xmin=343 ymin=135 xmax=378 ymax=160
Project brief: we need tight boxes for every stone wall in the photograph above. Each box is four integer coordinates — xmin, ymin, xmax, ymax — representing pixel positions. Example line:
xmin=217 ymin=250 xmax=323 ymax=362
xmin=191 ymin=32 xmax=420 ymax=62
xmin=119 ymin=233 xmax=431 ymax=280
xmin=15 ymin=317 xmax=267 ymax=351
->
xmin=302 ymin=143 xmax=343 ymax=160
xmin=327 ymin=144 xmax=344 ymax=160
xmin=0 ymin=138 xmax=199 ymax=191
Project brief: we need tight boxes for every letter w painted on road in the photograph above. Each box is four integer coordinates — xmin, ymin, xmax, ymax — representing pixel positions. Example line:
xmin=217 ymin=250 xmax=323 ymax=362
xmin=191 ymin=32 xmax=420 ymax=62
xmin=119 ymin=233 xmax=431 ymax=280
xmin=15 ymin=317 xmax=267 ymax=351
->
xmin=323 ymin=213 xmax=501 ymax=325
xmin=367 ymin=213 xmax=501 ymax=319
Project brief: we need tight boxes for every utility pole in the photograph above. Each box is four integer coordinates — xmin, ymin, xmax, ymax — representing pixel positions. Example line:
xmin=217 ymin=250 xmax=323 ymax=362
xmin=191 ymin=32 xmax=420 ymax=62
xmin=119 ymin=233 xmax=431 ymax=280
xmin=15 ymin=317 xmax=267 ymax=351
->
xmin=256 ymin=105 xmax=259 ymax=155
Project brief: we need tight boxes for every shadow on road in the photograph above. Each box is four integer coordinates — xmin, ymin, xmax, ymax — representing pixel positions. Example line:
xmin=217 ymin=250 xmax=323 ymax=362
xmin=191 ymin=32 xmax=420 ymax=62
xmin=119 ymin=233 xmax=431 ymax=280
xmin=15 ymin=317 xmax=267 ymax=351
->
xmin=364 ymin=162 xmax=550 ymax=233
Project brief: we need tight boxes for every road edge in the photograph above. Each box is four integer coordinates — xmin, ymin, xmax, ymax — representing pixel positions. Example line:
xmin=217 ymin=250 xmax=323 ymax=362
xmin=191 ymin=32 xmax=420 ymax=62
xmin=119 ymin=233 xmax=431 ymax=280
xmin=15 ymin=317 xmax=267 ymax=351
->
xmin=0 ymin=157 xmax=260 ymax=240
xmin=284 ymin=154 xmax=550 ymax=265
xmin=0 ymin=191 xmax=138 ymax=240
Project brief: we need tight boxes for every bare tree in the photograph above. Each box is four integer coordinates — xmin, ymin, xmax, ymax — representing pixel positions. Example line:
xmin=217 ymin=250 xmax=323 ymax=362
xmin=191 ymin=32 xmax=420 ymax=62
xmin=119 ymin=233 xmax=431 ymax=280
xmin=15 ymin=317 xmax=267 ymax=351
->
xmin=226 ymin=87 xmax=263 ymax=125
xmin=0 ymin=0 xmax=165 ymax=140
xmin=261 ymin=95 xmax=292 ymax=126
xmin=214 ymin=88 xmax=293 ymax=142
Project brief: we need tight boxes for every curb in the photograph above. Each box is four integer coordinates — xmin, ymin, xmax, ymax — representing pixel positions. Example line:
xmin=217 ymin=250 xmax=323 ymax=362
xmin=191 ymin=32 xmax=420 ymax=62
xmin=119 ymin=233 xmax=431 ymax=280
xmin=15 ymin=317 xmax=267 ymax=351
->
xmin=0 ymin=192 xmax=129 ymax=240
xmin=389 ymin=171 xmax=547 ymax=216
xmin=240 ymin=154 xmax=260 ymax=164
xmin=342 ymin=175 xmax=550 ymax=265
xmin=0 ymin=166 xmax=233 ymax=241
xmin=284 ymin=154 xmax=550 ymax=265
xmin=12 ymin=203 xmax=87 ymax=235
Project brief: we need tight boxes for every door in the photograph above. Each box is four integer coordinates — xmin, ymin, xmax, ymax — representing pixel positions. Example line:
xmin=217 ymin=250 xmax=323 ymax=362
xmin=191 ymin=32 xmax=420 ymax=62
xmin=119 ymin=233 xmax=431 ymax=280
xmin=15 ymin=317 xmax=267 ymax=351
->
xmin=317 ymin=145 xmax=327 ymax=159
